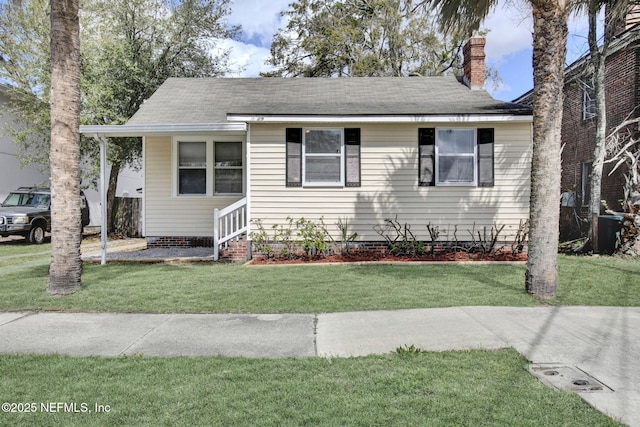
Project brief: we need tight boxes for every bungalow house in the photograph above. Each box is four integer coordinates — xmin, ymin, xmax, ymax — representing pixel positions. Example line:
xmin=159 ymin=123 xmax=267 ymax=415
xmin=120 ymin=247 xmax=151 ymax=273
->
xmin=81 ymin=37 xmax=533 ymax=260
xmin=515 ymin=8 xmax=640 ymax=240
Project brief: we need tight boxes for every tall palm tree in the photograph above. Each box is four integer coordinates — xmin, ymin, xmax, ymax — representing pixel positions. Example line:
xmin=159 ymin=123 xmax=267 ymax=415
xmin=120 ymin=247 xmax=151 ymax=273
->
xmin=48 ymin=0 xmax=82 ymax=295
xmin=427 ymin=0 xmax=571 ymax=299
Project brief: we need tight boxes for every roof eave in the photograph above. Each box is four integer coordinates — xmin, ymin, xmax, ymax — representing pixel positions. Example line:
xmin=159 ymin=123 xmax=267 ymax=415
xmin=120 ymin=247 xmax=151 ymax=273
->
xmin=226 ymin=114 xmax=533 ymax=124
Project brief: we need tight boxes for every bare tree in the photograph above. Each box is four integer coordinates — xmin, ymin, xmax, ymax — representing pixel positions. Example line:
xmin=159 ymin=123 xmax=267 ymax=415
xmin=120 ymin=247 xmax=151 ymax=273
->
xmin=583 ymin=0 xmax=632 ymax=251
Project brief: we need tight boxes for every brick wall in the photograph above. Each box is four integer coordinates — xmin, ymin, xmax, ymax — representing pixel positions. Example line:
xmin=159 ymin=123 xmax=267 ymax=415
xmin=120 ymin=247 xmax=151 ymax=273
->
xmin=220 ymin=239 xmax=248 ymax=261
xmin=559 ymin=41 xmax=639 ymax=236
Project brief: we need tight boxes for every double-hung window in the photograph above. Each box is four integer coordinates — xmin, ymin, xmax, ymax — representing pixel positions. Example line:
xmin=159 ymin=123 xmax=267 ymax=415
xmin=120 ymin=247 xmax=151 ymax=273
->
xmin=178 ymin=141 xmax=207 ymax=195
xmin=286 ymin=128 xmax=361 ymax=187
xmin=215 ymin=142 xmax=243 ymax=194
xmin=436 ymin=129 xmax=476 ymax=185
xmin=304 ymin=129 xmax=343 ymax=185
xmin=419 ymin=127 xmax=494 ymax=187
xmin=174 ymin=138 xmax=244 ymax=196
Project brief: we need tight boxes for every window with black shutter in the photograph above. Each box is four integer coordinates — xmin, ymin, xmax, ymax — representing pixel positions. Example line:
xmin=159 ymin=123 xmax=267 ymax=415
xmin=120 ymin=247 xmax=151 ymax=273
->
xmin=418 ymin=127 xmax=494 ymax=187
xmin=285 ymin=127 xmax=360 ymax=187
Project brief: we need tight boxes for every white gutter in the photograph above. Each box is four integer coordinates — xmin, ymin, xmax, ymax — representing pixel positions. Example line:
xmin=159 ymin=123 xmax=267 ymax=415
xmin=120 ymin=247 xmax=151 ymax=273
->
xmin=226 ymin=114 xmax=532 ymax=124
xmin=80 ymin=123 xmax=247 ymax=137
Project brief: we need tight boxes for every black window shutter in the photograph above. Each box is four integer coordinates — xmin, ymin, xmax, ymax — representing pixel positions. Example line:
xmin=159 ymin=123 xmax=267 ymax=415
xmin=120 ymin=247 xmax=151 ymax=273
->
xmin=286 ymin=128 xmax=302 ymax=187
xmin=477 ymin=128 xmax=494 ymax=187
xmin=344 ymin=128 xmax=361 ymax=187
xmin=418 ymin=128 xmax=435 ymax=186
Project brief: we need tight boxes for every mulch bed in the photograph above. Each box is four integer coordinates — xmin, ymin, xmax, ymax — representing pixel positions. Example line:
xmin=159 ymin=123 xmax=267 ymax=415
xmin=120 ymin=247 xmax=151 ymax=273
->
xmin=250 ymin=250 xmax=527 ymax=265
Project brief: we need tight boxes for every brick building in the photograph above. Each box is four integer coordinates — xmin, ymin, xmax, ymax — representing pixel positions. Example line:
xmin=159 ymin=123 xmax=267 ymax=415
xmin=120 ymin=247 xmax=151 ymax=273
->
xmin=515 ymin=10 xmax=640 ymax=240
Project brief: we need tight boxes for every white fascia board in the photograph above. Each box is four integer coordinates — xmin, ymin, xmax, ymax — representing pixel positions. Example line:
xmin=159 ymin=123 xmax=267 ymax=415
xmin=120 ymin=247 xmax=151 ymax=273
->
xmin=80 ymin=123 xmax=247 ymax=137
xmin=226 ymin=115 xmax=532 ymax=124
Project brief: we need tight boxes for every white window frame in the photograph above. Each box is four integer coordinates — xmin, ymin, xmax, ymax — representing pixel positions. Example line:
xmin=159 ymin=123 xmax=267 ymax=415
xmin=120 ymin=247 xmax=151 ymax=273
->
xmin=302 ymin=128 xmax=345 ymax=187
xmin=435 ymin=128 xmax=478 ymax=186
xmin=175 ymin=139 xmax=210 ymax=197
xmin=172 ymin=136 xmax=245 ymax=197
xmin=213 ymin=141 xmax=244 ymax=196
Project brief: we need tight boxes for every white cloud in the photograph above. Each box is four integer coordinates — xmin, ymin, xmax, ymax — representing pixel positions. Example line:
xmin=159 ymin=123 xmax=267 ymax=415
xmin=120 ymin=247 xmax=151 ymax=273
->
xmin=228 ymin=0 xmax=291 ymax=47
xmin=483 ymin=0 xmax=532 ymax=63
xmin=489 ymin=80 xmax=513 ymax=96
xmin=216 ymin=38 xmax=273 ymax=77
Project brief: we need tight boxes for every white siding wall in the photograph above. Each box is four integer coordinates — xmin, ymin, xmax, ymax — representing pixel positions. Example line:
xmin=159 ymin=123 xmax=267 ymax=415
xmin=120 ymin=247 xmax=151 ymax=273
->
xmin=0 ymin=90 xmax=50 ymax=202
xmin=249 ymin=122 xmax=532 ymax=242
xmin=144 ymin=136 xmax=244 ymax=237
xmin=144 ymin=122 xmax=532 ymax=242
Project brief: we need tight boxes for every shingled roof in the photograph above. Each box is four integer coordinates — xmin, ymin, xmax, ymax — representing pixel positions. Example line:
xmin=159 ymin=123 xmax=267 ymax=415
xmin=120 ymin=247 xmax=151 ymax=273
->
xmin=127 ymin=77 xmax=531 ymax=126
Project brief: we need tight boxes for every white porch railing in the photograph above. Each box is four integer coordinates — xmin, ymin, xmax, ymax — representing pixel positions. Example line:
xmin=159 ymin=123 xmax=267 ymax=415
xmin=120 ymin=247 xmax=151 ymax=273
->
xmin=213 ymin=197 xmax=247 ymax=261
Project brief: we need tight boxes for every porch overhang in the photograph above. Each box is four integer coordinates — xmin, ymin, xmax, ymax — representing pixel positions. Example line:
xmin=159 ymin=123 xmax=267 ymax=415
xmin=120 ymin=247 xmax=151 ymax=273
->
xmin=79 ymin=122 xmax=247 ymax=137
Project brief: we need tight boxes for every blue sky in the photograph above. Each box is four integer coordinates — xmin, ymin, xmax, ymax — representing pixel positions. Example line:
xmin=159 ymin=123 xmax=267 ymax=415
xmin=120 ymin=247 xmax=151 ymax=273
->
xmin=223 ymin=0 xmax=598 ymax=102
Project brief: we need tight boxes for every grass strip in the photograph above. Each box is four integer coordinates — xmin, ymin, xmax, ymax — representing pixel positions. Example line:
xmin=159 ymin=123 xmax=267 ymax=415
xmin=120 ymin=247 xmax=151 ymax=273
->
xmin=0 ymin=349 xmax=621 ymax=426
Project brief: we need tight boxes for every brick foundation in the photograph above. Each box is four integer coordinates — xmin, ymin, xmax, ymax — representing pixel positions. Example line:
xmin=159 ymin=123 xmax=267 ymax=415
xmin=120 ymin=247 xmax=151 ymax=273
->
xmin=250 ymin=240 xmax=526 ymax=258
xmin=146 ymin=236 xmax=248 ymax=261
xmin=146 ymin=237 xmax=525 ymax=261
xmin=147 ymin=236 xmax=214 ymax=248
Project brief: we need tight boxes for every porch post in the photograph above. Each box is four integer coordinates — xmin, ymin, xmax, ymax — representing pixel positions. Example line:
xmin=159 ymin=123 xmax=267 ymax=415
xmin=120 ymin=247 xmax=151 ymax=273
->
xmin=96 ymin=134 xmax=108 ymax=265
xmin=213 ymin=208 xmax=220 ymax=261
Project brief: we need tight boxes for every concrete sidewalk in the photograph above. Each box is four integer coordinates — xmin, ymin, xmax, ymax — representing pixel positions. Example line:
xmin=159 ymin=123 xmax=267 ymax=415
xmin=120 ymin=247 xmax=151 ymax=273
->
xmin=1 ymin=306 xmax=639 ymax=426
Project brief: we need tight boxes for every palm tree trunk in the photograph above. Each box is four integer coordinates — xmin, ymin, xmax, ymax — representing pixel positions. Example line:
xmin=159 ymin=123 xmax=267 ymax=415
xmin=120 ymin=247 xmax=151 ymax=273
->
xmin=525 ymin=1 xmax=569 ymax=299
xmin=48 ymin=0 xmax=82 ymax=295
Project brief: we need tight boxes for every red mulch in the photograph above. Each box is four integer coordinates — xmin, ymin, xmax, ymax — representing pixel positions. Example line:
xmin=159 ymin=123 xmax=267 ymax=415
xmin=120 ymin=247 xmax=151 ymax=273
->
xmin=250 ymin=250 xmax=527 ymax=265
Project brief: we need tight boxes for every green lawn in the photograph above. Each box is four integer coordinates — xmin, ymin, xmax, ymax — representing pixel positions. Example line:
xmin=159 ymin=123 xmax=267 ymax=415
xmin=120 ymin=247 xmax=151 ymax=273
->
xmin=0 ymin=242 xmax=633 ymax=425
xmin=0 ymin=240 xmax=638 ymax=312
xmin=0 ymin=350 xmax=621 ymax=426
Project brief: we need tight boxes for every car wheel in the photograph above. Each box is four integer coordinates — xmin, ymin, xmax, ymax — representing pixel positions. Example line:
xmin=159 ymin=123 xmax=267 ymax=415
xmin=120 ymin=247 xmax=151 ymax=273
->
xmin=29 ymin=224 xmax=46 ymax=244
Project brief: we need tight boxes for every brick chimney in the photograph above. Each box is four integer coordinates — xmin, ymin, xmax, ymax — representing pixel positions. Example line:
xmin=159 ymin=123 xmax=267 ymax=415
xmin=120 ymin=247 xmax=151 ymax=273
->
xmin=462 ymin=36 xmax=486 ymax=90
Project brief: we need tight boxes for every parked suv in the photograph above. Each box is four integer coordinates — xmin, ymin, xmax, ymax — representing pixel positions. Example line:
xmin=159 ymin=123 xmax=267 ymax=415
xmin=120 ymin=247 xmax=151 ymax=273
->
xmin=0 ymin=187 xmax=90 ymax=244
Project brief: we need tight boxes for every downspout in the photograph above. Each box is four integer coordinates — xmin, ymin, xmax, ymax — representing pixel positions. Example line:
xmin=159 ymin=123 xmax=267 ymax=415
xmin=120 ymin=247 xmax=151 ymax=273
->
xmin=246 ymin=123 xmax=252 ymax=260
xmin=95 ymin=134 xmax=108 ymax=265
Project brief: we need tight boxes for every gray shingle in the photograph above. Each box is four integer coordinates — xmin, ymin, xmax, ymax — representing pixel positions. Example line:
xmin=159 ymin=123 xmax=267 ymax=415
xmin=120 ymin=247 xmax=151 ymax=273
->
xmin=127 ymin=77 xmax=531 ymax=125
